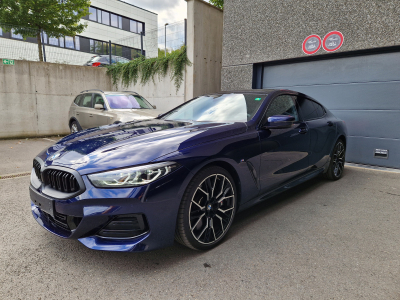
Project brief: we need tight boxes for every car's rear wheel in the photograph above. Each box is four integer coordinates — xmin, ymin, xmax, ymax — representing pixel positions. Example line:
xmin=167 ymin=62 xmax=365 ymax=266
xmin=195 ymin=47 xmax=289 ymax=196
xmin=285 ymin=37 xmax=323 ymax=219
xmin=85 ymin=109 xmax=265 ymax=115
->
xmin=70 ymin=120 xmax=81 ymax=134
xmin=175 ymin=166 xmax=237 ymax=250
xmin=324 ymin=139 xmax=346 ymax=180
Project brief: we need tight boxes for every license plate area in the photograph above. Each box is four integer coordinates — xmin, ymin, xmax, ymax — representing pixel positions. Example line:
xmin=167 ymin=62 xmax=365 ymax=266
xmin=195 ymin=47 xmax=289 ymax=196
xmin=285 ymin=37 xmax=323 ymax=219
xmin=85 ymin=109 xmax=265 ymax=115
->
xmin=30 ymin=187 xmax=54 ymax=217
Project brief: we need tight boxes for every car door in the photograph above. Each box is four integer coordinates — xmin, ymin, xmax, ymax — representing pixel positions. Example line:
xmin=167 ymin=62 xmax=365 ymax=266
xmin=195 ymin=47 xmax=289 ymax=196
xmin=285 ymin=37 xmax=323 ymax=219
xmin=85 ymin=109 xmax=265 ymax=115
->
xmin=77 ymin=93 xmax=94 ymax=129
xmin=90 ymin=93 xmax=114 ymax=127
xmin=297 ymin=96 xmax=337 ymax=168
xmin=258 ymin=94 xmax=311 ymax=194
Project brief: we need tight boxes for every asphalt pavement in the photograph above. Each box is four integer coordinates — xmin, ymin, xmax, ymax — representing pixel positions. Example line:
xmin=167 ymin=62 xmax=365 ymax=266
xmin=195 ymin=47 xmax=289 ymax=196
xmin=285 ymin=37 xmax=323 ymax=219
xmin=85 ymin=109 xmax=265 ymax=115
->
xmin=0 ymin=138 xmax=399 ymax=299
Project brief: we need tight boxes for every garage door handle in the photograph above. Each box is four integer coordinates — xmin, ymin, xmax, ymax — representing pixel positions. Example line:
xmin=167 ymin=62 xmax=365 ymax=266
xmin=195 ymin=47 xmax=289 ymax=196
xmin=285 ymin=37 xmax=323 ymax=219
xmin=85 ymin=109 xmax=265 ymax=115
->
xmin=327 ymin=121 xmax=333 ymax=126
xmin=299 ymin=128 xmax=308 ymax=134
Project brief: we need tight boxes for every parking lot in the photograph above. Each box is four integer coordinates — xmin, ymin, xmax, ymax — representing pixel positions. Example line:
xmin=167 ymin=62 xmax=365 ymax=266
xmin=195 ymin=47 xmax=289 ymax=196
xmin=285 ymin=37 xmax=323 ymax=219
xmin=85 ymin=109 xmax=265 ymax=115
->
xmin=0 ymin=138 xmax=399 ymax=299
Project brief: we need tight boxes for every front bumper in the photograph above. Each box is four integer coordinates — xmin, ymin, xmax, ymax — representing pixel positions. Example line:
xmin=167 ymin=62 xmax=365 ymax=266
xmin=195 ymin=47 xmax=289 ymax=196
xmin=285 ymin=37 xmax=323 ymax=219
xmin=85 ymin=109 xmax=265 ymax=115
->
xmin=30 ymin=166 xmax=190 ymax=252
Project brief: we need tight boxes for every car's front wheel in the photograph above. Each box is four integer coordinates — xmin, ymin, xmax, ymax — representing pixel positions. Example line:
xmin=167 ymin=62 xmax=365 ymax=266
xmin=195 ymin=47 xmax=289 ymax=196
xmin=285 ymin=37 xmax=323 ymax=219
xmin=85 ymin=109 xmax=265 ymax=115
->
xmin=324 ymin=139 xmax=346 ymax=180
xmin=175 ymin=166 xmax=237 ymax=250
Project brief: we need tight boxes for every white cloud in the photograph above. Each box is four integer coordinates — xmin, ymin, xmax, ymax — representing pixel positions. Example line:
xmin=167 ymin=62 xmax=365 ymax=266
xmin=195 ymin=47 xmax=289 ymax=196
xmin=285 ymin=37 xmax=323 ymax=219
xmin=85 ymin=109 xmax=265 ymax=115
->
xmin=122 ymin=0 xmax=187 ymax=26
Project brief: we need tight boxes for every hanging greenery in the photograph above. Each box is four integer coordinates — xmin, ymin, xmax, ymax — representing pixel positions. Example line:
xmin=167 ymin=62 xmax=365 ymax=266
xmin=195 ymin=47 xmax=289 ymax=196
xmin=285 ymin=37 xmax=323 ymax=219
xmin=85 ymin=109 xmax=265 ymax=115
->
xmin=107 ymin=46 xmax=192 ymax=92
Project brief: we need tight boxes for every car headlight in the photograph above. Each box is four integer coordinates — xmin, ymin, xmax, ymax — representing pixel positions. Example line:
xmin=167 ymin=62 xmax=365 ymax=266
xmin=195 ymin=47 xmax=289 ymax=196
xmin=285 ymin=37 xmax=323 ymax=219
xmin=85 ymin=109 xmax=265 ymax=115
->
xmin=87 ymin=162 xmax=180 ymax=188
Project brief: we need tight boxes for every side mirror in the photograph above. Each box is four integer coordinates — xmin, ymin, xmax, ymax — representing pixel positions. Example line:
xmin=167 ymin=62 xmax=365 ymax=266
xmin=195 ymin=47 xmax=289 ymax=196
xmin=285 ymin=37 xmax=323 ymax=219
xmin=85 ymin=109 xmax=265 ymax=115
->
xmin=153 ymin=105 xmax=157 ymax=109
xmin=94 ymin=104 xmax=104 ymax=110
xmin=263 ymin=115 xmax=295 ymax=129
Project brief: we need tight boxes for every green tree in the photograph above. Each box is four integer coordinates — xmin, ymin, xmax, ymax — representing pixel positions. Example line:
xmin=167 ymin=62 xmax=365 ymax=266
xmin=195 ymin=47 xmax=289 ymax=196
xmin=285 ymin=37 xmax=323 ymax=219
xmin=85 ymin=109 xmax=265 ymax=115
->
xmin=0 ymin=0 xmax=90 ymax=61
xmin=209 ymin=0 xmax=223 ymax=9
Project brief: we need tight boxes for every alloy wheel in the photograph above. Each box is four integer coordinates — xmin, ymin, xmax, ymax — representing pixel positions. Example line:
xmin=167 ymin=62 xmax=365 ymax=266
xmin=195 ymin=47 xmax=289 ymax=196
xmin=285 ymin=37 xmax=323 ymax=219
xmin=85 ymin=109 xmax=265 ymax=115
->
xmin=332 ymin=142 xmax=345 ymax=178
xmin=71 ymin=123 xmax=79 ymax=133
xmin=189 ymin=174 xmax=235 ymax=244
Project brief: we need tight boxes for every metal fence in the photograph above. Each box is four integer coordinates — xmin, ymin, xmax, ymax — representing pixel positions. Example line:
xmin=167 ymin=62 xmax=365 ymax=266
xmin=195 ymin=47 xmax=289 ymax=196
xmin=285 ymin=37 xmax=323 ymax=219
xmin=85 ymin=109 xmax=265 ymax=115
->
xmin=0 ymin=20 xmax=187 ymax=66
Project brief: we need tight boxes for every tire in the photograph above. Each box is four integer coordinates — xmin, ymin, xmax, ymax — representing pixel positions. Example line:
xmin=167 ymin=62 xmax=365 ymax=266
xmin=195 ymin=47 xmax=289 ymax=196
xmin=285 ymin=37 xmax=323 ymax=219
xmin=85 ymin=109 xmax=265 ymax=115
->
xmin=175 ymin=166 xmax=237 ymax=250
xmin=69 ymin=120 xmax=81 ymax=134
xmin=324 ymin=139 xmax=346 ymax=180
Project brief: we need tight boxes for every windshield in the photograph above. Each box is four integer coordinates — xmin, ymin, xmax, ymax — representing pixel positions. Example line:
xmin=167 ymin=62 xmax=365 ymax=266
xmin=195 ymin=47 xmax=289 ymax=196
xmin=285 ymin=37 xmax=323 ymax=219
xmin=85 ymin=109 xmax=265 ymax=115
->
xmin=161 ymin=94 xmax=267 ymax=122
xmin=106 ymin=94 xmax=153 ymax=109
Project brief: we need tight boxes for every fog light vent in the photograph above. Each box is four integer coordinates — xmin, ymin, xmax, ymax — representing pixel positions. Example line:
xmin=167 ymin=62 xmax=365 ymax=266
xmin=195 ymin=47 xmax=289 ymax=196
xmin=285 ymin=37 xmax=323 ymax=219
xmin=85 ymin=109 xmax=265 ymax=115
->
xmin=97 ymin=214 xmax=148 ymax=239
xmin=374 ymin=149 xmax=388 ymax=159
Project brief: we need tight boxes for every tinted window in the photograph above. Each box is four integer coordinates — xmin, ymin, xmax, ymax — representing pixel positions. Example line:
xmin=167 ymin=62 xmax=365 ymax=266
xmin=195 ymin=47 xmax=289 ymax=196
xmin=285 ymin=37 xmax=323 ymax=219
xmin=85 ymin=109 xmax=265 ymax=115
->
xmin=265 ymin=95 xmax=299 ymax=122
xmin=106 ymin=94 xmax=153 ymax=109
xmin=298 ymin=98 xmax=323 ymax=120
xmin=161 ymin=94 xmax=268 ymax=122
xmin=81 ymin=94 xmax=93 ymax=108
xmin=314 ymin=102 xmax=325 ymax=118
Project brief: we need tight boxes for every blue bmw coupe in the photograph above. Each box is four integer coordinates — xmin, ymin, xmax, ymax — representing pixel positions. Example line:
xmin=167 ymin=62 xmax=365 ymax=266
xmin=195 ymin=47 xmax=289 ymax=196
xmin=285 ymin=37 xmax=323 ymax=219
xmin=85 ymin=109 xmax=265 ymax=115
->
xmin=30 ymin=90 xmax=347 ymax=251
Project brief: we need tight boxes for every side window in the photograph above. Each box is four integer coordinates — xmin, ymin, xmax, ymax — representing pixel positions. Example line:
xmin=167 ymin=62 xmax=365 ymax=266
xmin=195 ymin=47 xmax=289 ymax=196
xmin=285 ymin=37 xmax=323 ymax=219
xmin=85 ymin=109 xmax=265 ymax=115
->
xmin=93 ymin=94 xmax=105 ymax=107
xmin=314 ymin=102 xmax=326 ymax=118
xmin=264 ymin=95 xmax=299 ymax=122
xmin=298 ymin=98 xmax=324 ymax=120
xmin=74 ymin=95 xmax=83 ymax=105
xmin=81 ymin=94 xmax=93 ymax=108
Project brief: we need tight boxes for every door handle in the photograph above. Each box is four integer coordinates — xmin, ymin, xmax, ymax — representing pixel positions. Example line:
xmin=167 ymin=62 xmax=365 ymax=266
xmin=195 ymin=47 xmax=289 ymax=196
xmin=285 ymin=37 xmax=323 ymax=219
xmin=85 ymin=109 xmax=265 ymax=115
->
xmin=76 ymin=113 xmax=79 ymax=115
xmin=299 ymin=128 xmax=308 ymax=134
xmin=327 ymin=121 xmax=334 ymax=126
xmin=89 ymin=114 xmax=93 ymax=117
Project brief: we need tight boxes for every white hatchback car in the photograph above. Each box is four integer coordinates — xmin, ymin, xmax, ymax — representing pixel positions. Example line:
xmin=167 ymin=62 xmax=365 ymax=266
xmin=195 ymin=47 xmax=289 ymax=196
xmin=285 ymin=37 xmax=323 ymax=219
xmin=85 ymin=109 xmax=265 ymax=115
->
xmin=68 ymin=90 xmax=164 ymax=133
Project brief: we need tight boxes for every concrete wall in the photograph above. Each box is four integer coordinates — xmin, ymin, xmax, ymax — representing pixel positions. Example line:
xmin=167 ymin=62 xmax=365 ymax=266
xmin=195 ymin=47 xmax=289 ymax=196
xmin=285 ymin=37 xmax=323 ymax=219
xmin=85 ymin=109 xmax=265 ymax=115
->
xmin=0 ymin=61 xmax=111 ymax=138
xmin=221 ymin=0 xmax=400 ymax=90
xmin=185 ymin=0 xmax=223 ymax=100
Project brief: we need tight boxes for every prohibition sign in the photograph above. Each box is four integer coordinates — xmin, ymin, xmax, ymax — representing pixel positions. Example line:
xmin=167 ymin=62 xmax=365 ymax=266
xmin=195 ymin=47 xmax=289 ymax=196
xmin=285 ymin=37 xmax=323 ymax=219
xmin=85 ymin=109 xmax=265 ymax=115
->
xmin=302 ymin=35 xmax=321 ymax=55
xmin=323 ymin=31 xmax=344 ymax=52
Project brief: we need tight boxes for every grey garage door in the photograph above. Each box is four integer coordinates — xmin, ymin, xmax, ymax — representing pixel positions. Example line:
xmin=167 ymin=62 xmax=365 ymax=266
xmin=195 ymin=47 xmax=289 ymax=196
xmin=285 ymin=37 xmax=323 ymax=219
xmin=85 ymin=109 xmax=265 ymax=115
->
xmin=262 ymin=52 xmax=400 ymax=169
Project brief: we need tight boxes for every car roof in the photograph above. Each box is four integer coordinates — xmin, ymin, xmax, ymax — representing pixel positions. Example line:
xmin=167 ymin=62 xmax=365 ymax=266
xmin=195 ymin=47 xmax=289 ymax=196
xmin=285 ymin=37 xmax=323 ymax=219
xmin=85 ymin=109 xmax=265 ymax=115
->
xmin=219 ymin=89 xmax=281 ymax=95
xmin=78 ymin=90 xmax=140 ymax=97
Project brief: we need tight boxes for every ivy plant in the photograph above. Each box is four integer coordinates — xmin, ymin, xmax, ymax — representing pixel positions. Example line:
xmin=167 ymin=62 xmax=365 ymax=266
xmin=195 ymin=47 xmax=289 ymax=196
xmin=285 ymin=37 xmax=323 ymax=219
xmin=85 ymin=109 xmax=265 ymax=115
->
xmin=107 ymin=46 xmax=192 ymax=92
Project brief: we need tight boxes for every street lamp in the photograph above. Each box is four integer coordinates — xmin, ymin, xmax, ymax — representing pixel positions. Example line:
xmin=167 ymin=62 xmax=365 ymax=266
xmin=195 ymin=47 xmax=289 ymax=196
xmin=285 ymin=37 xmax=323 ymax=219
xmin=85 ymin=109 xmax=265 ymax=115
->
xmin=164 ymin=23 xmax=169 ymax=57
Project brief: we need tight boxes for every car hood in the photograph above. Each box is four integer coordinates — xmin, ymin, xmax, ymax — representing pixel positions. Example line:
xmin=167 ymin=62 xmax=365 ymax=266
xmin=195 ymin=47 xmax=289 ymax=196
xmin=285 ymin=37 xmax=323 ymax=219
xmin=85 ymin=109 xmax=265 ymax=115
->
xmin=112 ymin=109 xmax=164 ymax=122
xmin=40 ymin=119 xmax=247 ymax=175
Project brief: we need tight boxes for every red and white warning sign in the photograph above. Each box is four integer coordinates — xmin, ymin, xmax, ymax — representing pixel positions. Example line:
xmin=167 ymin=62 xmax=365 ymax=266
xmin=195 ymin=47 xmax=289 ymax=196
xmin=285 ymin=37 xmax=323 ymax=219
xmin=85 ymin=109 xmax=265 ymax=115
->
xmin=323 ymin=31 xmax=344 ymax=52
xmin=302 ymin=35 xmax=321 ymax=55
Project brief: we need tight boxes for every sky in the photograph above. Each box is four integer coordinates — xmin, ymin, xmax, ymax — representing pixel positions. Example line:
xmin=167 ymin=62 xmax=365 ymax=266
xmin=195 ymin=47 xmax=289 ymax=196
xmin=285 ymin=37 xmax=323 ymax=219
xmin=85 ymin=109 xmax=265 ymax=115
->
xmin=122 ymin=0 xmax=188 ymax=27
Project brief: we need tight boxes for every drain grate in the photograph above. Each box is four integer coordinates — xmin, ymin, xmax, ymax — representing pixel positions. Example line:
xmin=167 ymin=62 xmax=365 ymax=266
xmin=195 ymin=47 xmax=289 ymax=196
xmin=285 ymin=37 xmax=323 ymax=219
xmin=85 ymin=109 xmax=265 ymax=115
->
xmin=0 ymin=172 xmax=31 ymax=180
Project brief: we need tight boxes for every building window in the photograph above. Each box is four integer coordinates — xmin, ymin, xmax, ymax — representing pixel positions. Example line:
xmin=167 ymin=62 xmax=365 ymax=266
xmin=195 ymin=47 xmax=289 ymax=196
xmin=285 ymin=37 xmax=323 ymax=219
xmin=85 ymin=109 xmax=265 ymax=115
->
xmin=65 ymin=36 xmax=74 ymax=49
xmin=49 ymin=36 xmax=59 ymax=46
xmin=102 ymin=11 xmax=110 ymax=25
xmin=75 ymin=36 xmax=80 ymax=50
xmin=97 ymin=9 xmax=102 ymax=23
xmin=116 ymin=45 xmax=122 ymax=56
xmin=130 ymin=20 xmax=137 ymax=33
xmin=89 ymin=7 xmax=97 ymax=21
xmin=11 ymin=29 xmax=23 ymax=39
xmin=59 ymin=37 xmax=64 ymax=47
xmin=86 ymin=6 xmax=144 ymax=34
xmin=111 ymin=14 xmax=118 ymax=27
xmin=41 ymin=31 xmax=48 ymax=44
xmin=0 ymin=28 xmax=2 ymax=36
